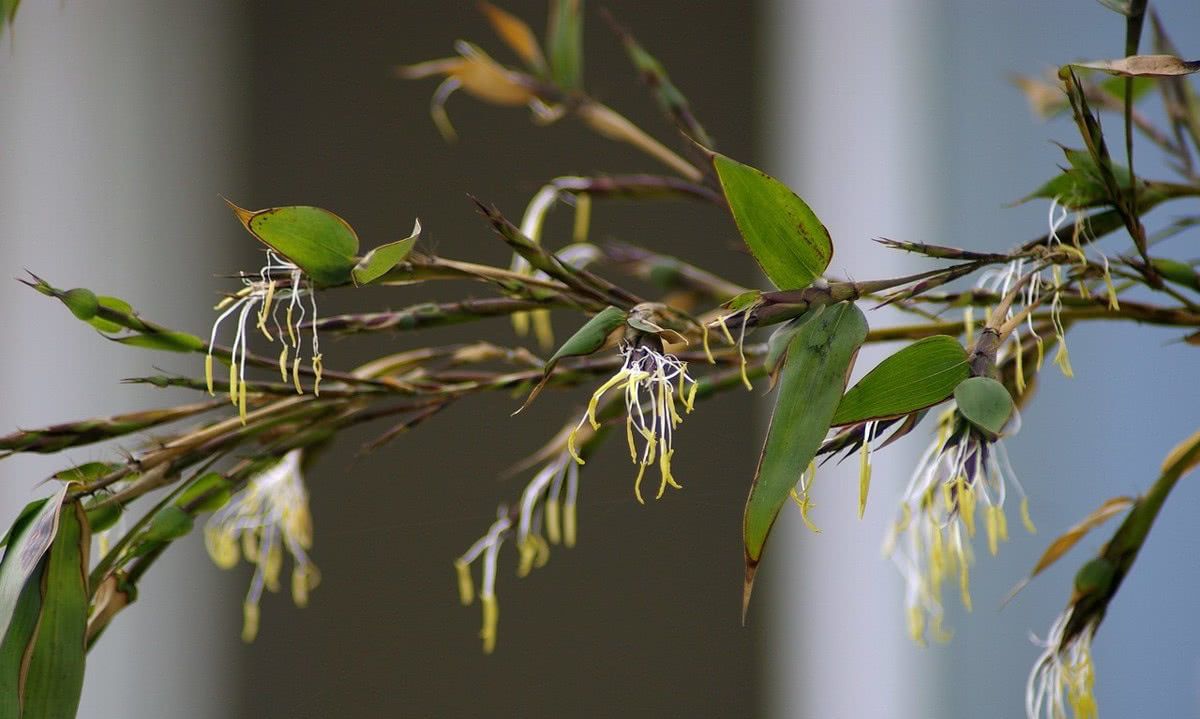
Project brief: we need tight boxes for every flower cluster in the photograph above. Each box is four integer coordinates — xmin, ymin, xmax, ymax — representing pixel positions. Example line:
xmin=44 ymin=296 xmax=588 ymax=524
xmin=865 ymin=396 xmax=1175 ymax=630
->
xmin=205 ymin=251 xmax=323 ymax=422
xmin=1027 ymin=609 xmax=1098 ymax=719
xmin=885 ymin=408 xmax=1035 ymax=643
xmin=570 ymin=341 xmax=697 ymax=504
xmin=204 ymin=449 xmax=320 ymax=642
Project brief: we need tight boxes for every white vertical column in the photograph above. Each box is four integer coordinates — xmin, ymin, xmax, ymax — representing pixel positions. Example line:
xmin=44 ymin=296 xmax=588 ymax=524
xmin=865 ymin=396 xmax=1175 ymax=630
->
xmin=761 ymin=1 xmax=940 ymax=716
xmin=0 ymin=2 xmax=243 ymax=717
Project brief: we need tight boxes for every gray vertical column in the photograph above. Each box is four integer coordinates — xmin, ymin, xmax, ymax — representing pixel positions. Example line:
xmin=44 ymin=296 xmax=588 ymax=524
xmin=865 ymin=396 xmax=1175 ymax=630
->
xmin=761 ymin=0 xmax=939 ymax=716
xmin=0 ymin=2 xmax=244 ymax=717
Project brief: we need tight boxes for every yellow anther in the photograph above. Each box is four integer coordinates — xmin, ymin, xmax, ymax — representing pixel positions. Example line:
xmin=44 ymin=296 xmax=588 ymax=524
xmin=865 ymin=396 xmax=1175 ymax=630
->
xmin=257 ymin=282 xmax=276 ymax=341
xmin=930 ymin=614 xmax=953 ymax=644
xmin=205 ymin=528 xmax=239 ymax=569
xmin=656 ymin=449 xmax=681 ymax=499
xmin=292 ymin=356 xmax=303 ymax=394
xmin=532 ymin=309 xmax=554 ymax=350
xmin=454 ymin=559 xmax=475 ymax=605
xmin=715 ymin=314 xmax=735 ymax=344
xmin=291 ymin=567 xmax=310 ymax=607
xmin=959 ymin=479 xmax=977 ymax=537
xmin=533 ymin=535 xmax=550 ymax=568
xmin=516 ymin=538 xmax=536 ymax=577
xmin=633 ymin=461 xmax=649 ymax=505
xmin=259 ymin=280 xmax=276 ymax=322
xmin=545 ymin=497 xmax=561 ymax=545
xmin=573 ymin=192 xmax=591 ymax=243
xmin=1053 ymin=342 xmax=1074 ymax=378
xmin=238 ymin=381 xmax=248 ymax=424
xmin=985 ymin=505 xmax=1000 ymax=556
xmin=511 ymin=309 xmax=531 ymax=336
xmin=857 ymin=438 xmax=872 ymax=520
xmin=963 ymin=306 xmax=975 ymax=341
xmin=228 ymin=362 xmax=238 ymax=405
xmin=625 ymin=416 xmax=638 ymax=463
xmin=1020 ymin=496 xmax=1036 ymax=534
xmin=929 ymin=526 xmax=946 ymax=587
xmin=480 ymin=595 xmax=499 ymax=655
xmin=286 ymin=304 xmax=297 ymax=347
xmin=241 ymin=531 xmax=258 ymax=563
xmin=263 ymin=542 xmax=283 ymax=592
xmin=312 ymin=354 xmax=323 ymax=396
xmin=205 ymin=354 xmax=215 ymax=396
xmin=685 ymin=380 xmax=698 ymax=414
xmin=1014 ymin=335 xmax=1026 ymax=394
xmin=701 ymin=323 xmax=714 ymax=364
xmin=897 ymin=502 xmax=912 ymax=534
xmin=278 ymin=345 xmax=289 ymax=383
xmin=241 ymin=602 xmax=260 ymax=643
xmin=563 ymin=501 xmax=577 ymax=548
xmin=907 ymin=606 xmax=926 ymax=646
xmin=789 ymin=487 xmax=821 ymax=534
xmin=1103 ymin=264 xmax=1120 ymax=311
xmin=958 ymin=556 xmax=972 ymax=612
xmin=587 ymin=369 xmax=630 ymax=429
xmin=567 ymin=424 xmax=586 ymax=465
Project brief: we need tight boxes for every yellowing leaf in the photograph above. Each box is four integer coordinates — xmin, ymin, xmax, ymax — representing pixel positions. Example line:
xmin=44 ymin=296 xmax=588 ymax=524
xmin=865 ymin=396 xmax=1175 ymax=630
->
xmin=1030 ymin=496 xmax=1134 ymax=577
xmin=478 ymin=1 xmax=546 ymax=71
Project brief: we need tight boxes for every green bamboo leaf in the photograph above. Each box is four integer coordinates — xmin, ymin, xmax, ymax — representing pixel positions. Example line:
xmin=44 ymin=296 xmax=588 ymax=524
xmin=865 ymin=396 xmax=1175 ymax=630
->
xmin=175 ymin=473 xmax=232 ymax=513
xmin=109 ymin=330 xmax=205 ymax=353
xmin=713 ymin=153 xmax=833 ymax=290
xmin=744 ymin=302 xmax=867 ymax=614
xmin=86 ymin=296 xmax=133 ymax=333
xmin=546 ymin=306 xmax=627 ymax=368
xmin=1151 ymin=258 xmax=1200 ymax=291
xmin=831 ymin=335 xmax=968 ymax=426
xmin=351 ymin=220 xmax=421 ymax=286
xmin=607 ymin=11 xmax=712 ymax=146
xmin=82 ymin=499 xmax=122 ymax=535
xmin=0 ymin=560 xmax=43 ymax=719
xmin=227 ymin=202 xmax=360 ymax=286
xmin=1 ymin=0 xmax=18 ymax=35
xmin=142 ymin=506 xmax=194 ymax=543
xmin=1018 ymin=147 xmax=1141 ymax=209
xmin=953 ymin=376 xmax=1014 ymax=439
xmin=546 ymin=0 xmax=584 ymax=90
xmin=517 ymin=306 xmax=627 ymax=413
xmin=20 ymin=502 xmax=88 ymax=719
xmin=0 ymin=487 xmax=67 ymax=645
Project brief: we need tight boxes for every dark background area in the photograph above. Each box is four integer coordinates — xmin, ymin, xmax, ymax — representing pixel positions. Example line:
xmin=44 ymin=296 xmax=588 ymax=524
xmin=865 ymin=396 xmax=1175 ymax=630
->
xmin=237 ymin=2 xmax=761 ymax=716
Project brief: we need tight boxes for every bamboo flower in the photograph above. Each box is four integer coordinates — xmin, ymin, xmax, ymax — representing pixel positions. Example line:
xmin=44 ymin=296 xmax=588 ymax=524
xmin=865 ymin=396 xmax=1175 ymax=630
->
xmin=205 ymin=251 xmax=323 ymax=423
xmin=204 ymin=449 xmax=320 ymax=642
xmin=885 ymin=408 xmax=1035 ymax=644
xmin=569 ymin=341 xmax=697 ymax=504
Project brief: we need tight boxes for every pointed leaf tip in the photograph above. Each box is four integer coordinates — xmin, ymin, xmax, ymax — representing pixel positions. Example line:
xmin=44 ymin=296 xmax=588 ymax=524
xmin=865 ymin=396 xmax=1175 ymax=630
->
xmin=713 ymin=153 xmax=833 ymax=290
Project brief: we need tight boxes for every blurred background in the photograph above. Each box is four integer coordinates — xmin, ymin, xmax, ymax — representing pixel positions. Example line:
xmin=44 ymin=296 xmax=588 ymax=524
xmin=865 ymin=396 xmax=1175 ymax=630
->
xmin=1 ymin=1 xmax=1198 ymax=717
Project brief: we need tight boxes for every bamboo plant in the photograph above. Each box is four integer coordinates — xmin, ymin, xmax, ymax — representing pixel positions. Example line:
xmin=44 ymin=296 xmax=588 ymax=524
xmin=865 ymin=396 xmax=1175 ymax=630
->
xmin=2 ymin=2 xmax=1199 ymax=717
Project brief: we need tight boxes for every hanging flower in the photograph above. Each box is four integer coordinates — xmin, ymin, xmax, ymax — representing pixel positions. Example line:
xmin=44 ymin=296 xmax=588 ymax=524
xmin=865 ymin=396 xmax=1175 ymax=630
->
xmin=204 ymin=449 xmax=319 ymax=642
xmin=885 ymin=407 xmax=1035 ymax=643
xmin=568 ymin=340 xmax=697 ymax=504
xmin=205 ymin=250 xmax=323 ymax=422
xmin=1027 ymin=608 xmax=1098 ymax=719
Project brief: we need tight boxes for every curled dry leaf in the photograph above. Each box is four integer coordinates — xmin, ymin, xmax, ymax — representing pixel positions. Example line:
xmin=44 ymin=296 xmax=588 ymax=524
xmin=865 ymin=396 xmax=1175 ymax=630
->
xmin=1074 ymin=54 xmax=1200 ymax=77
